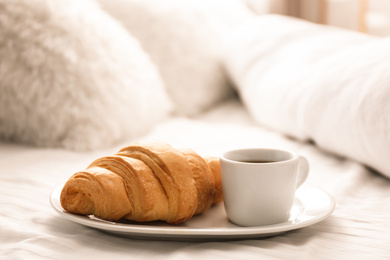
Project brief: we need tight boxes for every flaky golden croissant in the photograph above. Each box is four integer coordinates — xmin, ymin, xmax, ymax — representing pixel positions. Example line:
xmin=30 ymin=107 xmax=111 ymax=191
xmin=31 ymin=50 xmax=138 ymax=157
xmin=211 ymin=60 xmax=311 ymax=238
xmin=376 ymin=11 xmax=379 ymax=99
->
xmin=60 ymin=143 xmax=223 ymax=224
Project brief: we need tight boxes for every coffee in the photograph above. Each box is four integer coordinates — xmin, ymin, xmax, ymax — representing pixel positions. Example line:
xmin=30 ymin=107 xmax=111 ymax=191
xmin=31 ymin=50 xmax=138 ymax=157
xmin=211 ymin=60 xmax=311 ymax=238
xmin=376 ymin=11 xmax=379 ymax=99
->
xmin=240 ymin=160 xmax=276 ymax=163
xmin=220 ymin=147 xmax=310 ymax=226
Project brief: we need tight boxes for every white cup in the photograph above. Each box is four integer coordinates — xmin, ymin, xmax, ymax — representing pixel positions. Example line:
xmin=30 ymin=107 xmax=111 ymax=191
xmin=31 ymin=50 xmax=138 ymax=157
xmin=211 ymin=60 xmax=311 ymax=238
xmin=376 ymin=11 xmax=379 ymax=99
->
xmin=220 ymin=148 xmax=309 ymax=226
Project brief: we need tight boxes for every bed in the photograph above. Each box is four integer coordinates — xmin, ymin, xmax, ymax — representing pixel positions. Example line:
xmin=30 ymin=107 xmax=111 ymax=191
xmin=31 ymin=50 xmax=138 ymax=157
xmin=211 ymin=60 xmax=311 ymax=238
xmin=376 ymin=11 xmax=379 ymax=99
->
xmin=1 ymin=0 xmax=390 ymax=259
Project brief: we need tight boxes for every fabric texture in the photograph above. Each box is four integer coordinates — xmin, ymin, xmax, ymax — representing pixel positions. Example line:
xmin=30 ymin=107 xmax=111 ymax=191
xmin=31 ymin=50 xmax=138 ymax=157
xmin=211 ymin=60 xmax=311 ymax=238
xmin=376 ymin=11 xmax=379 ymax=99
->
xmin=0 ymin=0 xmax=172 ymax=151
xmin=224 ymin=15 xmax=390 ymax=178
xmin=1 ymin=99 xmax=390 ymax=259
xmin=97 ymin=0 xmax=254 ymax=116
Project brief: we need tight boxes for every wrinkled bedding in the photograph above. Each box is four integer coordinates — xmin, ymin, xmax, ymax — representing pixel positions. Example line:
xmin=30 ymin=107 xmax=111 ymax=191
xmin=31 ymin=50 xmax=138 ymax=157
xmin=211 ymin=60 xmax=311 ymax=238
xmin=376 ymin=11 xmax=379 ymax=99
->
xmin=224 ymin=15 xmax=390 ymax=179
xmin=1 ymin=99 xmax=389 ymax=260
xmin=2 ymin=1 xmax=390 ymax=259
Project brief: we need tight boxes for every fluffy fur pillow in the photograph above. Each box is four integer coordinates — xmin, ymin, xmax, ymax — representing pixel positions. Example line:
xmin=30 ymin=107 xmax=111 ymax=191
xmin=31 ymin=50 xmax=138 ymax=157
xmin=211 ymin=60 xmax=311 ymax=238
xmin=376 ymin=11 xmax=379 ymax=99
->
xmin=97 ymin=0 xmax=254 ymax=116
xmin=0 ymin=0 xmax=172 ymax=150
xmin=224 ymin=15 xmax=390 ymax=178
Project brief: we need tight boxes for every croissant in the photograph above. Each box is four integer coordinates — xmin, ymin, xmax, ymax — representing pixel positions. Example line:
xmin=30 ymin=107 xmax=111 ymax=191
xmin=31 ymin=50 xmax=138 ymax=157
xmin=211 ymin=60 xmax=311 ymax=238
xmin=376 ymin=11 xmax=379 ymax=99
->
xmin=60 ymin=143 xmax=223 ymax=224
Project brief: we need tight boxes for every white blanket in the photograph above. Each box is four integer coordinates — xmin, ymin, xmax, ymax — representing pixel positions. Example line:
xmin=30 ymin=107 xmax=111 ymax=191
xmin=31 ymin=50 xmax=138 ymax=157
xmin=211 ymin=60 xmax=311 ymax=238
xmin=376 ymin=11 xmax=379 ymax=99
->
xmin=1 ymin=99 xmax=389 ymax=260
xmin=224 ymin=15 xmax=390 ymax=179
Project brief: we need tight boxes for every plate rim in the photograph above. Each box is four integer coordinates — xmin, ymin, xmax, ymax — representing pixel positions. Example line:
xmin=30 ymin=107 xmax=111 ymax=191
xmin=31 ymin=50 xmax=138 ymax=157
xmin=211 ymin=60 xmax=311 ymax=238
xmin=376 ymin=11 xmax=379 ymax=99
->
xmin=50 ymin=183 xmax=335 ymax=238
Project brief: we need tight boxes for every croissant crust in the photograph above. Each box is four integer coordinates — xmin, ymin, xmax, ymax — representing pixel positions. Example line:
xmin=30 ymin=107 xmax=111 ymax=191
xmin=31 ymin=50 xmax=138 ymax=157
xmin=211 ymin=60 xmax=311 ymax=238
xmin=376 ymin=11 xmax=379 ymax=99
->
xmin=60 ymin=142 xmax=223 ymax=224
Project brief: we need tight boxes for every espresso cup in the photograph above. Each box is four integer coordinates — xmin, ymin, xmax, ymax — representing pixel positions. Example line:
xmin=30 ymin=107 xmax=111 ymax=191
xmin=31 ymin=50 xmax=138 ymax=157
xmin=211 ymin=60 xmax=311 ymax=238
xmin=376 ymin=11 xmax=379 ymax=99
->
xmin=220 ymin=148 xmax=309 ymax=226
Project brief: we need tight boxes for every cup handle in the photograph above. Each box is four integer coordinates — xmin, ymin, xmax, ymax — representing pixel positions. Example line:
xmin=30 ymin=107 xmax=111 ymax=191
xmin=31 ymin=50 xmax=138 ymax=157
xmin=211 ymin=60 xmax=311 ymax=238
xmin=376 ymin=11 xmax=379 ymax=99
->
xmin=296 ymin=156 xmax=309 ymax=188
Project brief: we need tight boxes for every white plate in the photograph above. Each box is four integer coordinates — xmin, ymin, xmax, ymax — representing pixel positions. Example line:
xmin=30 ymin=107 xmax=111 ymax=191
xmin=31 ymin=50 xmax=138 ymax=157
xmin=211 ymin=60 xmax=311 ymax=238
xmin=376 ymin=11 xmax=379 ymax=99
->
xmin=50 ymin=184 xmax=335 ymax=241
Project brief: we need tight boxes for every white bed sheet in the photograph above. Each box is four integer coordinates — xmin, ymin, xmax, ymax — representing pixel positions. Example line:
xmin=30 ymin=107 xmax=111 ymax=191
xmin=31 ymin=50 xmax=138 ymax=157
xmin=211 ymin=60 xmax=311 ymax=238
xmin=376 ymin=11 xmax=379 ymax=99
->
xmin=1 ymin=98 xmax=389 ymax=260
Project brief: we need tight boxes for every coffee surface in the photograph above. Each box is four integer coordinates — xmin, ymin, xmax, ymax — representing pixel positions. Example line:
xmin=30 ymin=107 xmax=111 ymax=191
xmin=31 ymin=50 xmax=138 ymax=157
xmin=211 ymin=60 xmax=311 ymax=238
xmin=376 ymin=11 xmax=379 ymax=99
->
xmin=240 ymin=160 xmax=276 ymax=163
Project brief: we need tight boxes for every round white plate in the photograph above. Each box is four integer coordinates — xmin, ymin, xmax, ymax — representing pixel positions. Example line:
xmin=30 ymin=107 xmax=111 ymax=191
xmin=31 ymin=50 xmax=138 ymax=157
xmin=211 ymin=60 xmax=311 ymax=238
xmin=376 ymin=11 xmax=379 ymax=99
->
xmin=50 ymin=184 xmax=335 ymax=241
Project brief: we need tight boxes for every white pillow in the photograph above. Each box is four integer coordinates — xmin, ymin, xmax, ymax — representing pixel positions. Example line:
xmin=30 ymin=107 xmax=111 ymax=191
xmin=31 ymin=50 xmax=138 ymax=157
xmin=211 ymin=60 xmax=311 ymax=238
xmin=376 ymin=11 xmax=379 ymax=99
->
xmin=224 ymin=15 xmax=390 ymax=178
xmin=97 ymin=0 xmax=254 ymax=116
xmin=0 ymin=0 xmax=172 ymax=150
